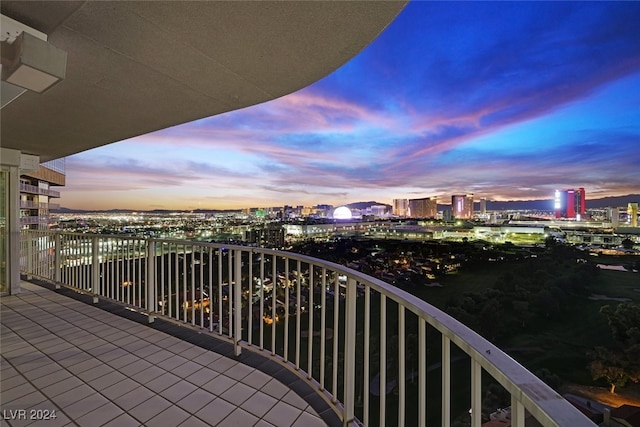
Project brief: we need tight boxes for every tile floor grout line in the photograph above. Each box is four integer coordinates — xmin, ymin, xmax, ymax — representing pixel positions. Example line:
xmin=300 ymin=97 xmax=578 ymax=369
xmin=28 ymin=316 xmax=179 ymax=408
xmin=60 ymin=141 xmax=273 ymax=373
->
xmin=5 ymin=282 xmax=337 ymax=426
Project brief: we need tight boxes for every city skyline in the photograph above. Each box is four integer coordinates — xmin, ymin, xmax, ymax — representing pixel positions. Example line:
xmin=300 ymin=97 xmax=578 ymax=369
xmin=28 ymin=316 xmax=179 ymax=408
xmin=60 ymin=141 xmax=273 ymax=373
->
xmin=63 ymin=1 xmax=640 ymax=211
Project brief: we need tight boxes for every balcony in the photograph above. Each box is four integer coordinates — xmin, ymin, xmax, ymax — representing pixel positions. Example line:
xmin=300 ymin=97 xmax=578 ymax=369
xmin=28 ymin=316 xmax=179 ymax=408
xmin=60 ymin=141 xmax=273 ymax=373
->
xmin=19 ymin=201 xmax=58 ymax=210
xmin=19 ymin=216 xmax=48 ymax=226
xmin=18 ymin=184 xmax=61 ymax=198
xmin=13 ymin=230 xmax=595 ymax=426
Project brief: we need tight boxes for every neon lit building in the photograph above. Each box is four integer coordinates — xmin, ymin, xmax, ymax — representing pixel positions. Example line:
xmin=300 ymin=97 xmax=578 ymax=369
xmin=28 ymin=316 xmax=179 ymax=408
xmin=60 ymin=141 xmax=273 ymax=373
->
xmin=554 ymin=188 xmax=586 ymax=219
xmin=451 ymin=194 xmax=474 ymax=219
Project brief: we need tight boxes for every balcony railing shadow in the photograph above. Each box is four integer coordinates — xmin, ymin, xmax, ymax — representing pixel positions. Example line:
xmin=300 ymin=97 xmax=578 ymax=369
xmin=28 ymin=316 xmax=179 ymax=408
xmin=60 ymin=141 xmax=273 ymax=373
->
xmin=19 ymin=230 xmax=596 ymax=427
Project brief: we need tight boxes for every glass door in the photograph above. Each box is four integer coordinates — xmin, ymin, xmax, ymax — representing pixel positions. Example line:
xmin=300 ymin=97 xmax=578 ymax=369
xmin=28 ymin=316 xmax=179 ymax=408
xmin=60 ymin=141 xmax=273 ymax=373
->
xmin=1 ymin=169 xmax=8 ymax=294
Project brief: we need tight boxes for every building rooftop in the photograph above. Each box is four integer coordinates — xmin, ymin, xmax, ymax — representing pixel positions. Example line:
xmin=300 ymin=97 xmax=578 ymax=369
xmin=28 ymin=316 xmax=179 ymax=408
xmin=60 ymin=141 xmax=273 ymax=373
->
xmin=1 ymin=281 xmax=335 ymax=427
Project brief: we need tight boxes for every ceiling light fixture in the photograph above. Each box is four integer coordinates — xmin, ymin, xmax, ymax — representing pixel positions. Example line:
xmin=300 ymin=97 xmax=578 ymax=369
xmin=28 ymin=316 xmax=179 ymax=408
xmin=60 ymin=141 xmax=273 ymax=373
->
xmin=1 ymin=31 xmax=67 ymax=93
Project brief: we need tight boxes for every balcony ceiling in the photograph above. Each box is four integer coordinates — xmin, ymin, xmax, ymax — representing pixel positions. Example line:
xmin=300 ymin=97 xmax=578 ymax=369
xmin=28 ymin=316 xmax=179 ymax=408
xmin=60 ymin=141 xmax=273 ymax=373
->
xmin=1 ymin=1 xmax=406 ymax=162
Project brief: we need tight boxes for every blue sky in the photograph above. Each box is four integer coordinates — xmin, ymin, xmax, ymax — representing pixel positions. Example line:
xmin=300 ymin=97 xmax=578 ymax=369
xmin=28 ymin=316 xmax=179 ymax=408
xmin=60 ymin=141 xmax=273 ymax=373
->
xmin=64 ymin=1 xmax=640 ymax=210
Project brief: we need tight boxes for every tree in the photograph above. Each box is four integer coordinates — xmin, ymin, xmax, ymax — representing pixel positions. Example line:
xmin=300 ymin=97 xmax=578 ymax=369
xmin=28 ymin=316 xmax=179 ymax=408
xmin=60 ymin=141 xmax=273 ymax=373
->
xmin=589 ymin=347 xmax=637 ymax=394
xmin=621 ymin=238 xmax=634 ymax=250
xmin=600 ymin=303 xmax=640 ymax=348
xmin=589 ymin=303 xmax=640 ymax=393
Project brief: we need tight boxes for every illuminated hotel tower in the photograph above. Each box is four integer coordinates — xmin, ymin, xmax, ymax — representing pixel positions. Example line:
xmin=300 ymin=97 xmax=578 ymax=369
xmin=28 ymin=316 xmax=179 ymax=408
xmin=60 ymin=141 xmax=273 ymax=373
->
xmin=554 ymin=188 xmax=586 ymax=219
xmin=451 ymin=194 xmax=474 ymax=219
xmin=408 ymin=197 xmax=437 ymax=218
xmin=629 ymin=203 xmax=639 ymax=227
xmin=393 ymin=199 xmax=409 ymax=217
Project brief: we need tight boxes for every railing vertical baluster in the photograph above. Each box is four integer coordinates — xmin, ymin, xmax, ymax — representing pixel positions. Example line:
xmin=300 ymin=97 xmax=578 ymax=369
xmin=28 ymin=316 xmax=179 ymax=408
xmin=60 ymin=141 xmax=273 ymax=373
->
xmin=398 ymin=305 xmax=405 ymax=427
xmin=167 ymin=243 xmax=173 ymax=318
xmin=200 ymin=246 xmax=204 ymax=328
xmin=380 ymin=294 xmax=387 ymax=427
xmin=160 ymin=242 xmax=165 ymax=316
xmin=91 ymin=236 xmax=99 ymax=303
xmin=70 ymin=235 xmax=74 ymax=286
xmin=35 ymin=232 xmax=40 ymax=278
xmin=54 ymin=232 xmax=61 ymax=289
xmin=183 ymin=244 xmax=188 ymax=322
xmin=110 ymin=240 xmax=115 ymax=300
xmin=26 ymin=231 xmax=34 ymax=279
xmin=191 ymin=244 xmax=196 ymax=326
xmin=320 ymin=267 xmax=326 ymax=391
xmin=295 ymin=260 xmax=301 ymax=370
xmin=81 ymin=236 xmax=84 ymax=288
xmin=228 ymin=248 xmax=233 ymax=339
xmin=271 ymin=253 xmax=276 ymax=355
xmin=77 ymin=236 xmax=81 ymax=288
xmin=259 ymin=252 xmax=264 ymax=349
xmin=363 ymin=284 xmax=370 ymax=426
xmin=104 ymin=239 xmax=109 ymax=298
xmin=218 ymin=249 xmax=223 ymax=335
xmin=442 ymin=335 xmax=451 ymax=427
xmin=284 ymin=257 xmax=289 ymax=362
xmin=248 ymin=250 xmax=253 ymax=345
xmin=471 ymin=359 xmax=481 ymax=427
xmin=233 ymin=249 xmax=242 ymax=356
xmin=147 ymin=240 xmax=156 ymax=323
xmin=208 ymin=247 xmax=213 ymax=332
xmin=36 ymin=232 xmax=41 ymax=277
xmin=332 ymin=272 xmax=339 ymax=402
xmin=126 ymin=239 xmax=131 ymax=304
xmin=343 ymin=277 xmax=357 ymax=427
xmin=419 ymin=318 xmax=427 ymax=427
xmin=307 ymin=264 xmax=314 ymax=379
xmin=116 ymin=241 xmax=120 ymax=302
xmin=138 ymin=239 xmax=143 ymax=309
xmin=175 ymin=243 xmax=180 ymax=321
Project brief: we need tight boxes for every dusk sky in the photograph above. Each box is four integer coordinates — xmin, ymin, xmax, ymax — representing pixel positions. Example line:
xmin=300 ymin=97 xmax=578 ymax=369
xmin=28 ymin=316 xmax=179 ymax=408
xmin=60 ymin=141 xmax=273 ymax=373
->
xmin=64 ymin=1 xmax=640 ymax=211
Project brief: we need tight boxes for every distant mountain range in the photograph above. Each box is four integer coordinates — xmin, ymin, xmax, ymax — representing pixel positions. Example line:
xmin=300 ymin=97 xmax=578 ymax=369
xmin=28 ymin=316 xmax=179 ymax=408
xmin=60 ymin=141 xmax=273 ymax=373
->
xmin=477 ymin=194 xmax=639 ymax=211
xmin=53 ymin=194 xmax=639 ymax=214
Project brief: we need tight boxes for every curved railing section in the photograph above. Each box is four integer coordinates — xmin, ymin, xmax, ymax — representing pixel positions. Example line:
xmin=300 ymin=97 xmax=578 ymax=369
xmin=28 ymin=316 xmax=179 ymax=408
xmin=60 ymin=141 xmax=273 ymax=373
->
xmin=20 ymin=230 xmax=595 ymax=427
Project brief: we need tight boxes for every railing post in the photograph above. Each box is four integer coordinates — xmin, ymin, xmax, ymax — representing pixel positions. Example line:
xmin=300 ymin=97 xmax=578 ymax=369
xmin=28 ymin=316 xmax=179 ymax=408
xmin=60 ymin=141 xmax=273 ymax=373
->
xmin=233 ymin=249 xmax=242 ymax=356
xmin=54 ymin=232 xmax=61 ymax=289
xmin=442 ymin=335 xmax=451 ymax=427
xmin=511 ymin=396 xmax=525 ymax=427
xmin=343 ymin=278 xmax=357 ymax=426
xmin=471 ymin=359 xmax=482 ymax=427
xmin=91 ymin=236 xmax=99 ymax=303
xmin=419 ymin=318 xmax=426 ymax=427
xmin=146 ymin=240 xmax=156 ymax=323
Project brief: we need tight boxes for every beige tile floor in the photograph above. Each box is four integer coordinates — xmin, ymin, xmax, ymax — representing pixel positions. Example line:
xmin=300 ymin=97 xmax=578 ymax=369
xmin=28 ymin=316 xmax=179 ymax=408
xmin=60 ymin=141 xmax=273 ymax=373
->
xmin=0 ymin=282 xmax=327 ymax=427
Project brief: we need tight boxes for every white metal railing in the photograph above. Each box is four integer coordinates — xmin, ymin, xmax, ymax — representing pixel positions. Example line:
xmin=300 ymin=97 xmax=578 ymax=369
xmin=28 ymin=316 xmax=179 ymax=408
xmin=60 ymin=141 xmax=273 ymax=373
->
xmin=20 ymin=200 xmax=39 ymax=209
xmin=20 ymin=183 xmax=40 ymax=194
xmin=18 ymin=183 xmax=60 ymax=198
xmin=19 ymin=230 xmax=595 ymax=427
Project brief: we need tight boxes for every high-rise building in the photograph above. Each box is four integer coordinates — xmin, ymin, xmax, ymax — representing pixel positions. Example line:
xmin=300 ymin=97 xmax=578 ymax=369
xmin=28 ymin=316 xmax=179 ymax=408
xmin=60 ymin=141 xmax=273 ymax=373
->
xmin=608 ymin=207 xmax=620 ymax=227
xmin=19 ymin=159 xmax=64 ymax=230
xmin=408 ymin=197 xmax=437 ymax=218
xmin=554 ymin=188 xmax=586 ymax=219
xmin=451 ymin=194 xmax=474 ymax=219
xmin=628 ymin=203 xmax=639 ymax=227
xmin=393 ymin=198 xmax=409 ymax=217
xmin=480 ymin=197 xmax=487 ymax=215
xmin=370 ymin=205 xmax=387 ymax=217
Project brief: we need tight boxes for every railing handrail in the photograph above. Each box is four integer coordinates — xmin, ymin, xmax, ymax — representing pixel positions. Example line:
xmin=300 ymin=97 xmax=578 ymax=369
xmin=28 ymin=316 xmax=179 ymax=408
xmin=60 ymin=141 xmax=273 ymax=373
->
xmin=19 ymin=230 xmax=595 ymax=427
